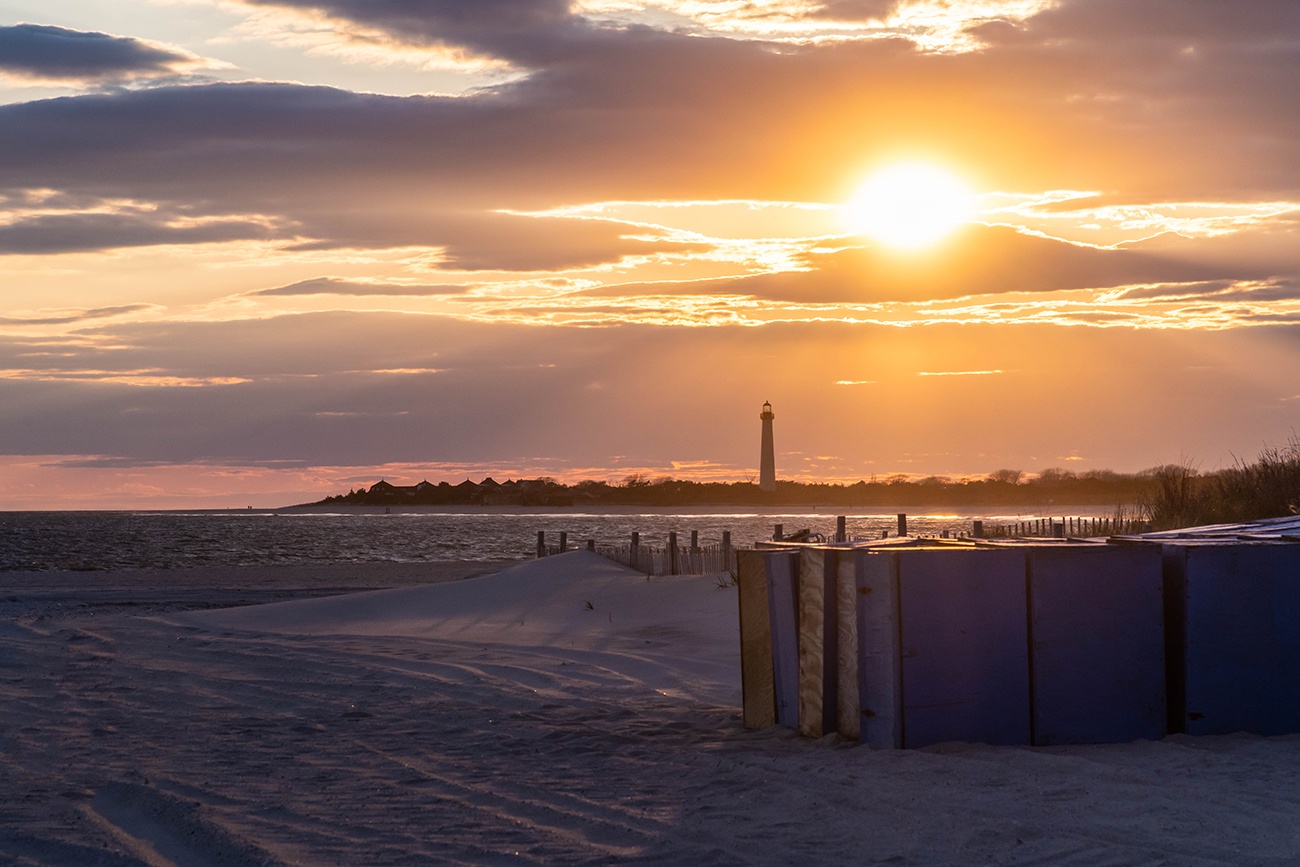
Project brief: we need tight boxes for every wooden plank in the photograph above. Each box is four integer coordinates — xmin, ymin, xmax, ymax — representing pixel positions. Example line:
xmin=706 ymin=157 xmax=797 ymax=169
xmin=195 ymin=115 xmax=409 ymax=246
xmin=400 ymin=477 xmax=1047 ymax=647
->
xmin=735 ymin=550 xmax=775 ymax=730
xmin=765 ymin=550 xmax=800 ymax=729
xmin=1029 ymin=545 xmax=1165 ymax=745
xmin=797 ymin=548 xmax=827 ymax=738
xmin=898 ymin=548 xmax=1030 ymax=748
xmin=1172 ymin=544 xmax=1300 ymax=736
xmin=835 ymin=550 xmax=860 ymax=740
xmin=858 ymin=551 xmax=902 ymax=749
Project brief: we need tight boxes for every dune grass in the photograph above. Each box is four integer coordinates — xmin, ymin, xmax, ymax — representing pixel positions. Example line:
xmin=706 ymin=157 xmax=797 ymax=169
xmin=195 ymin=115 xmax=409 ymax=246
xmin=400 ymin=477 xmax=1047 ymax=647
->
xmin=1140 ymin=436 xmax=1300 ymax=530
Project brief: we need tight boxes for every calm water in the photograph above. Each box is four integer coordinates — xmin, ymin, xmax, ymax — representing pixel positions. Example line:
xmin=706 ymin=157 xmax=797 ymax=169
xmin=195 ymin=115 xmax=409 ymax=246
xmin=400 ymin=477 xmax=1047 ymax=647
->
xmin=0 ymin=506 xmax=1116 ymax=573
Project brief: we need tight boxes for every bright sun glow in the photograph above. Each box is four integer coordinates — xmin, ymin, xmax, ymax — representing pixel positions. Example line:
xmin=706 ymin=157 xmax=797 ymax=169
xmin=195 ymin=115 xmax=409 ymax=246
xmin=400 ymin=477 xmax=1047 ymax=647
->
xmin=846 ymin=163 xmax=975 ymax=249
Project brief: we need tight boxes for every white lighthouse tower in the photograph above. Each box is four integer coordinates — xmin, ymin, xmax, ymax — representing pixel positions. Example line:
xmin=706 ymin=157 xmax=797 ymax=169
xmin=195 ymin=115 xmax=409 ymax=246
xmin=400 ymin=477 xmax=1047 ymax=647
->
xmin=759 ymin=401 xmax=776 ymax=492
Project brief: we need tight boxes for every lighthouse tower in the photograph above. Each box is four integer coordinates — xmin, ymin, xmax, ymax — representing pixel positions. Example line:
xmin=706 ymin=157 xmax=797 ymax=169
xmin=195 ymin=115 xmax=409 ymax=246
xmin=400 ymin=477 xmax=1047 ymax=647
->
xmin=759 ymin=401 xmax=776 ymax=492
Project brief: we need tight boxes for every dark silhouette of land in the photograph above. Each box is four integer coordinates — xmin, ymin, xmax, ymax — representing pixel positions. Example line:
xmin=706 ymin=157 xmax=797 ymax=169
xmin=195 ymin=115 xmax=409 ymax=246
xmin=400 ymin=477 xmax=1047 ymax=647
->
xmin=305 ymin=469 xmax=1149 ymax=509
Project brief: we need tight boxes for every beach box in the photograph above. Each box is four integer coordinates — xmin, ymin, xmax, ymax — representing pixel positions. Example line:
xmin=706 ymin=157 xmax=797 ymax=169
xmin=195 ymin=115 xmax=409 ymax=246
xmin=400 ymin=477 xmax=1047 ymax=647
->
xmin=1163 ymin=542 xmax=1300 ymax=736
xmin=740 ymin=542 xmax=1168 ymax=748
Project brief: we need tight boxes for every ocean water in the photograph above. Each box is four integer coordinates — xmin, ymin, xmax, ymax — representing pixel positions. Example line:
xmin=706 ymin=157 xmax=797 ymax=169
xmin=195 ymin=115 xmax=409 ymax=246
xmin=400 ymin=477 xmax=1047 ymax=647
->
xmin=0 ymin=506 xmax=1115 ymax=573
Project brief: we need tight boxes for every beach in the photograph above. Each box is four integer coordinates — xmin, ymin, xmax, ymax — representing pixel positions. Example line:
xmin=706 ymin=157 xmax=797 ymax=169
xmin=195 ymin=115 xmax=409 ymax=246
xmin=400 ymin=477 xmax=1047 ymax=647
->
xmin=4 ymin=551 xmax=1300 ymax=865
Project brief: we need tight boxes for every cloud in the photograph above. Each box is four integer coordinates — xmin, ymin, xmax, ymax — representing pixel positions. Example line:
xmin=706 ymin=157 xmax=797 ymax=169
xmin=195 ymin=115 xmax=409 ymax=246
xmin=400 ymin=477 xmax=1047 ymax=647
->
xmin=0 ymin=211 xmax=283 ymax=254
xmin=255 ymin=278 xmax=469 ymax=296
xmin=0 ymin=304 xmax=155 ymax=326
xmin=0 ymin=24 xmax=212 ymax=83
xmin=574 ymin=224 xmax=1259 ymax=305
xmin=288 ymin=210 xmax=710 ymax=271
xmin=3 ymin=3 xmax=1300 ymax=224
xmin=2 ymin=311 xmax=1300 ymax=480
xmin=233 ymin=0 xmax=581 ymax=62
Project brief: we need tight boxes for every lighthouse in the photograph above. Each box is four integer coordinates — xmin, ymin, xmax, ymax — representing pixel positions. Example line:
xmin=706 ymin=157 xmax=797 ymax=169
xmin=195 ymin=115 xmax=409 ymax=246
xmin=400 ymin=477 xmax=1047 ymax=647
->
xmin=759 ymin=401 xmax=776 ymax=492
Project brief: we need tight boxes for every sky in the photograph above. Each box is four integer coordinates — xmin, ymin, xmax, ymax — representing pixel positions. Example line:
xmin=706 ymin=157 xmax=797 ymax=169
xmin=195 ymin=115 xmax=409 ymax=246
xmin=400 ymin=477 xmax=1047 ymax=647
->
xmin=1 ymin=0 xmax=1300 ymax=509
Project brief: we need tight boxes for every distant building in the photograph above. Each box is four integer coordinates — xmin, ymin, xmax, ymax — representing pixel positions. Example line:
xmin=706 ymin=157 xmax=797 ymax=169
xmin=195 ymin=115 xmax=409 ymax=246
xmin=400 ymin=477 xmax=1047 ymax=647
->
xmin=759 ymin=401 xmax=776 ymax=492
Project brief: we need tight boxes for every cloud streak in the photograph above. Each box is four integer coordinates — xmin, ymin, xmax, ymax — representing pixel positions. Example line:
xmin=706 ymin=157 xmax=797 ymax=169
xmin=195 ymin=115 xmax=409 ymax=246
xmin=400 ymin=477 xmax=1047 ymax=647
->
xmin=0 ymin=24 xmax=215 ymax=83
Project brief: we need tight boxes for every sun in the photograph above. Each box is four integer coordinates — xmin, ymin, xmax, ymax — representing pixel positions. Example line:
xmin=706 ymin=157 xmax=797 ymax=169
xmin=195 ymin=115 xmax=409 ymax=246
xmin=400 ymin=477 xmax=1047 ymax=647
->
xmin=845 ymin=162 xmax=975 ymax=250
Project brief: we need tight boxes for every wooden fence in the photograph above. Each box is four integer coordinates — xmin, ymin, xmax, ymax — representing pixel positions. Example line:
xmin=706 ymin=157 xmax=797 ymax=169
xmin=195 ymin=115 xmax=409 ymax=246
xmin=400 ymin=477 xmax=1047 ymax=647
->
xmin=593 ymin=542 xmax=735 ymax=576
xmin=534 ymin=512 xmax=1153 ymax=575
xmin=537 ymin=530 xmax=736 ymax=575
xmin=979 ymin=515 xmax=1150 ymax=538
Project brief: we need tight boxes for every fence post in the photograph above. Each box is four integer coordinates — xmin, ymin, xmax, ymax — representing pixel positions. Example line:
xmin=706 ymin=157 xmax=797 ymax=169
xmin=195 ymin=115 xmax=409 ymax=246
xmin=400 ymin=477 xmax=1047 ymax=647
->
xmin=559 ymin=531 xmax=568 ymax=553
xmin=722 ymin=531 xmax=732 ymax=570
xmin=774 ymin=523 xmax=784 ymax=542
xmin=669 ymin=531 xmax=679 ymax=575
xmin=973 ymin=520 xmax=984 ymax=539
xmin=587 ymin=539 xmax=595 ymax=551
xmin=631 ymin=531 xmax=640 ymax=572
xmin=897 ymin=513 xmax=907 ymax=537
xmin=690 ymin=529 xmax=699 ymax=552
xmin=536 ymin=531 xmax=546 ymax=558
xmin=836 ymin=516 xmax=846 ymax=543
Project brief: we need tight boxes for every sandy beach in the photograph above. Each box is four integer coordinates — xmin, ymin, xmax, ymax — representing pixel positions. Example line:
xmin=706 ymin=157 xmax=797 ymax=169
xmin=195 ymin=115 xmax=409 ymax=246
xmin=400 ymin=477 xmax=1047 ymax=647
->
xmin=4 ymin=551 xmax=1300 ymax=865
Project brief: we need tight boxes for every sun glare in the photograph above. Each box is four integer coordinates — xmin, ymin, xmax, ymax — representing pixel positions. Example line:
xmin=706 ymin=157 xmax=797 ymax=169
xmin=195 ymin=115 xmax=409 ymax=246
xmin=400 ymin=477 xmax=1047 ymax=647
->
xmin=846 ymin=163 xmax=975 ymax=250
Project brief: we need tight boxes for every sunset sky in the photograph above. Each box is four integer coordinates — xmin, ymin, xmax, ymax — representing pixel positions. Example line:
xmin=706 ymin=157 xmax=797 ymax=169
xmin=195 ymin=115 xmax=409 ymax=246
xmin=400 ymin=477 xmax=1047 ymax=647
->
xmin=2 ymin=1 xmax=1300 ymax=508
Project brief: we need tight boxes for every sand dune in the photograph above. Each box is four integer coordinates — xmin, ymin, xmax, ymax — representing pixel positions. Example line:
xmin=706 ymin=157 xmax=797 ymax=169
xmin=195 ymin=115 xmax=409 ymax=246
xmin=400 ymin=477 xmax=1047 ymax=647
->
xmin=3 ymin=551 xmax=1300 ymax=864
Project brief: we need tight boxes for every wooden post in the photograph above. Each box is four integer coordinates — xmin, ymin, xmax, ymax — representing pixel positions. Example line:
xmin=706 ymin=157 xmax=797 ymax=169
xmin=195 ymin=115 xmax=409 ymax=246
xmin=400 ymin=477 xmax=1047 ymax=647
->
xmin=736 ymin=550 xmax=776 ymax=730
xmin=897 ymin=513 xmax=907 ymax=537
xmin=722 ymin=531 xmax=732 ymax=571
xmin=536 ymin=531 xmax=546 ymax=558
xmin=631 ymin=531 xmax=640 ymax=572
xmin=587 ymin=539 xmax=595 ymax=551
xmin=559 ymin=531 xmax=568 ymax=552
xmin=1053 ymin=521 xmax=1064 ymax=538
xmin=774 ymin=523 xmax=784 ymax=542
xmin=669 ymin=531 xmax=679 ymax=575
xmin=836 ymin=516 xmax=847 ymax=543
xmin=973 ymin=520 xmax=984 ymax=539
xmin=690 ymin=529 xmax=699 ymax=552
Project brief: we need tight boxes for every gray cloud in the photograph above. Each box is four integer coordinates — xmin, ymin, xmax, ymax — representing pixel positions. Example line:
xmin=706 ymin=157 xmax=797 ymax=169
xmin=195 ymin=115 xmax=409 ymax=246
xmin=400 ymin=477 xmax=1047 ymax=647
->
xmin=1 ymin=1 xmax=1299 ymax=225
xmin=0 ymin=24 xmax=198 ymax=82
xmin=234 ymin=0 xmax=581 ymax=63
xmin=286 ymin=210 xmax=709 ymax=271
xmin=0 ymin=211 xmax=281 ymax=254
xmin=579 ymin=225 xmax=1265 ymax=304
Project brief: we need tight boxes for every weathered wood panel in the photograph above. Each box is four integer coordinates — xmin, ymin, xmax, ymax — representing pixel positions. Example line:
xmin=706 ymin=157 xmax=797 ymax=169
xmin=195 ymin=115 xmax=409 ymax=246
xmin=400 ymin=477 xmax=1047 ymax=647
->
xmin=857 ymin=551 xmax=903 ymax=749
xmin=735 ymin=550 xmax=775 ymax=730
xmin=835 ymin=550 xmax=860 ymax=740
xmin=1029 ymin=545 xmax=1165 ymax=745
xmin=796 ymin=548 xmax=828 ymax=738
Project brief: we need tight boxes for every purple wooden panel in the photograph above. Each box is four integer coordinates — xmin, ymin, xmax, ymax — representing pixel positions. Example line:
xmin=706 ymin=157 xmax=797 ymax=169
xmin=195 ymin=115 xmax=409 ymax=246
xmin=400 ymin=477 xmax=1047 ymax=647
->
xmin=1029 ymin=545 xmax=1165 ymax=745
xmin=1169 ymin=543 xmax=1300 ymax=736
xmin=856 ymin=551 xmax=902 ymax=749
xmin=897 ymin=549 xmax=1030 ymax=748
xmin=765 ymin=550 xmax=800 ymax=729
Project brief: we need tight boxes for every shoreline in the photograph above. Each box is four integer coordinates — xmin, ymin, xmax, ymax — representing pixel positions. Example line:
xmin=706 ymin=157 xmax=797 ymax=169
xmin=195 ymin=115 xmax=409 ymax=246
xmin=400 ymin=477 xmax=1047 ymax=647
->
xmin=4 ymin=502 xmax=1133 ymax=517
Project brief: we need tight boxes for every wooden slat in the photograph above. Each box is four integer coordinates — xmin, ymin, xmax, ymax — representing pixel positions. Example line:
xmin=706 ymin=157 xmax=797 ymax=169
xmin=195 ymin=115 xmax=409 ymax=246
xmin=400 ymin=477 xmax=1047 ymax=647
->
xmin=735 ymin=550 xmax=775 ymax=730
xmin=859 ymin=552 xmax=903 ymax=749
xmin=797 ymin=548 xmax=827 ymax=738
xmin=835 ymin=550 xmax=860 ymax=740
